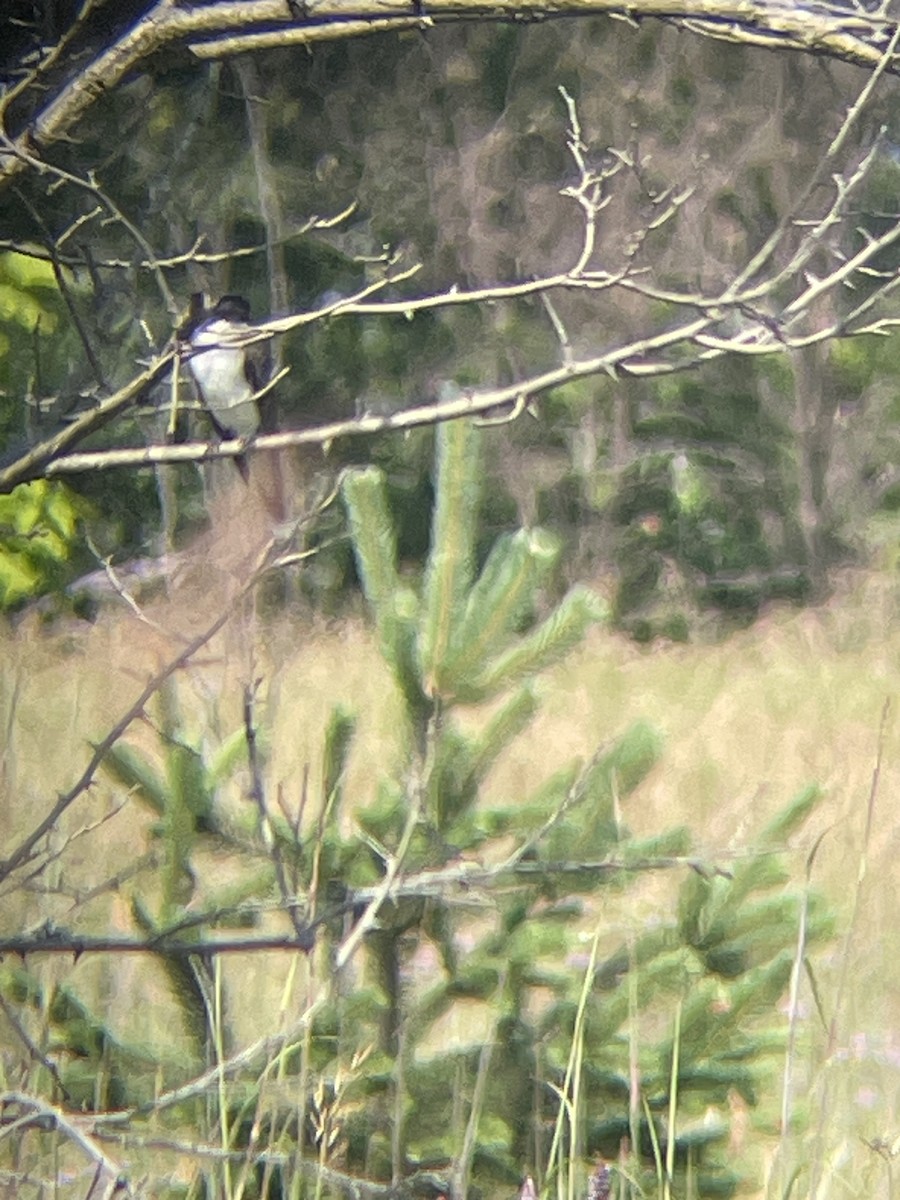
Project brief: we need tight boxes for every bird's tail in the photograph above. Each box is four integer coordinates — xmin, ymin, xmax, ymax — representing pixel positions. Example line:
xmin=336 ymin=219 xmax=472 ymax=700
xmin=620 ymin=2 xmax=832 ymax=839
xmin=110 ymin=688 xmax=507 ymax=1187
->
xmin=234 ymin=453 xmax=250 ymax=484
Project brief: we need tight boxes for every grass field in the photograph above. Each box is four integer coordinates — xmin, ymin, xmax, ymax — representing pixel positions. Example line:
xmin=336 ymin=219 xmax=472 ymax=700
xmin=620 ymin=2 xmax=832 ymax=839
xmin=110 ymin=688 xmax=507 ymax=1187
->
xmin=1 ymin=562 xmax=898 ymax=1196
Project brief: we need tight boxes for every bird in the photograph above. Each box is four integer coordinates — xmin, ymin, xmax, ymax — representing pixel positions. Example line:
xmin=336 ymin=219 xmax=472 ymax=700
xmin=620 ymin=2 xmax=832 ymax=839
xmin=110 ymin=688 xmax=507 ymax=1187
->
xmin=180 ymin=294 xmax=272 ymax=482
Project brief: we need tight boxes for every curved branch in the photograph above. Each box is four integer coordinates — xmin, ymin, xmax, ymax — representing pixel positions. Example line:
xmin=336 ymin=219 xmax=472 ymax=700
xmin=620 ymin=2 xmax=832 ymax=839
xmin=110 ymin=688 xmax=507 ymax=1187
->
xmin=2 ymin=0 xmax=898 ymax=194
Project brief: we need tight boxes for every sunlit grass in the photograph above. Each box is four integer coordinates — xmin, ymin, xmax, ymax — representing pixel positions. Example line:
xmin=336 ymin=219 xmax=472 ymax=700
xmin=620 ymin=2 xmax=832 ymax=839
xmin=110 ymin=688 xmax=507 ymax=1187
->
xmin=1 ymin=565 xmax=898 ymax=1195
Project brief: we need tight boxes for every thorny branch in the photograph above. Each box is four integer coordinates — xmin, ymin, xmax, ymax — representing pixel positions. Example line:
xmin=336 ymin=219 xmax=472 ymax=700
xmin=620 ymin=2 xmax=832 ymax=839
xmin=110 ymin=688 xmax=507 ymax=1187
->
xmin=0 ymin=850 xmax=732 ymax=958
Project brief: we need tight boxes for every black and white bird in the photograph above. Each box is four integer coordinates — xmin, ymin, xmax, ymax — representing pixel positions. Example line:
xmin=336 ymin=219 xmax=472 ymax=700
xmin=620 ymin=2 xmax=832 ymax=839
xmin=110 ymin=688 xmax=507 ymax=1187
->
xmin=180 ymin=294 xmax=272 ymax=481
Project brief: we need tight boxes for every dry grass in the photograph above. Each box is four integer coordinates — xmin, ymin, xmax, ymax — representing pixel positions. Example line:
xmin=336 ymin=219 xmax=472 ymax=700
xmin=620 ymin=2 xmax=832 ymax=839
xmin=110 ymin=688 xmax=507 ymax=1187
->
xmin=1 ymin=563 xmax=898 ymax=1193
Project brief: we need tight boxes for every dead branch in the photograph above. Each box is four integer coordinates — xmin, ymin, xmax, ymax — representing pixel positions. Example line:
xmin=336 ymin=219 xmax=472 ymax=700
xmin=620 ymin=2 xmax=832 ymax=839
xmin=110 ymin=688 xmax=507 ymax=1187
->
xmin=91 ymin=1128 xmax=443 ymax=1200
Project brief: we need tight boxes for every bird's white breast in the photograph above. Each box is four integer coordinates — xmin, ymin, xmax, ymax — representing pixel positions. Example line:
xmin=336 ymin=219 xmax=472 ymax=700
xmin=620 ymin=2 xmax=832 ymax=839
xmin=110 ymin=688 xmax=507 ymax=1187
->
xmin=188 ymin=319 xmax=259 ymax=437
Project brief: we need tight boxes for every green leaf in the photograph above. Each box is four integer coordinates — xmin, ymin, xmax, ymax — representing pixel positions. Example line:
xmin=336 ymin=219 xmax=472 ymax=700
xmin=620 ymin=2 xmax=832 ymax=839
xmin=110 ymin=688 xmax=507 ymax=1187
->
xmin=322 ymin=705 xmax=357 ymax=817
xmin=342 ymin=467 xmax=403 ymax=628
xmin=0 ymin=281 xmax=57 ymax=332
xmin=0 ymin=250 xmax=59 ymax=292
xmin=725 ymin=853 xmax=789 ymax=907
xmin=0 ymin=481 xmax=81 ymax=607
xmin=725 ymin=949 xmax=795 ymax=1020
xmin=0 ymin=548 xmax=40 ymax=605
xmin=467 ymin=686 xmax=540 ymax=780
xmin=594 ymin=926 xmax=675 ymax=991
xmin=619 ymin=825 xmax=692 ymax=866
xmin=506 ymin=912 xmax=581 ymax=963
xmin=207 ymin=727 xmax=252 ymax=785
xmin=167 ymin=739 xmax=212 ymax=826
xmin=431 ymin=726 xmax=479 ymax=826
xmin=601 ymin=719 xmax=665 ymax=794
xmin=670 ymin=452 xmax=707 ymax=514
xmin=447 ymin=962 xmax=501 ymax=1000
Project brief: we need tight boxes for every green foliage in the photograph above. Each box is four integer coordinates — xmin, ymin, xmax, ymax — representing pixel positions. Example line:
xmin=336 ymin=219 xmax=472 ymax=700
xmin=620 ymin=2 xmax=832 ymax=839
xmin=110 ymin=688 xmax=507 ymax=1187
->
xmin=0 ymin=480 xmax=84 ymax=609
xmin=100 ymin=683 xmax=273 ymax=1057
xmin=103 ymin=739 xmax=170 ymax=815
xmin=0 ymin=964 xmax=165 ymax=1109
xmin=332 ymin=419 xmax=833 ymax=1198
xmin=0 ymin=321 xmax=836 ymax=1200
xmin=0 ymin=252 xmax=64 ymax=445
xmin=343 ymin=420 xmax=606 ymax=712
xmin=420 ymin=417 xmax=482 ymax=679
xmin=0 ymin=249 xmax=164 ymax=606
xmin=601 ymin=360 xmax=807 ymax=637
xmin=524 ymin=790 xmax=832 ymax=1200
xmin=341 ymin=465 xmax=425 ymax=719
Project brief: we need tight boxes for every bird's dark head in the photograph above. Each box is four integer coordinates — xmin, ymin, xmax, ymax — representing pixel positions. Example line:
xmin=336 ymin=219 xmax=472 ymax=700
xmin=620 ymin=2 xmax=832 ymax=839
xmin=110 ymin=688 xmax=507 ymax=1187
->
xmin=212 ymin=294 xmax=252 ymax=323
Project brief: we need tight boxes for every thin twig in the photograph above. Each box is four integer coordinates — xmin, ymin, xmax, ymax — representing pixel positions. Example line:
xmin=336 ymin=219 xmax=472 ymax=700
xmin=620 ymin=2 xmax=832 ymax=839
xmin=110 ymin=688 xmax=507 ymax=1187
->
xmin=0 ymin=1092 xmax=130 ymax=1195
xmin=0 ymin=994 xmax=71 ymax=1103
xmin=0 ymin=535 xmax=282 ymax=886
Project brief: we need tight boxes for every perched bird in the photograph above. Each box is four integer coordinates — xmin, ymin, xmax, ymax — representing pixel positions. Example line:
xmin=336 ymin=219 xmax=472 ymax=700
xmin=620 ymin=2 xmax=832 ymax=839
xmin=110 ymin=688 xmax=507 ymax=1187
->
xmin=181 ymin=294 xmax=272 ymax=481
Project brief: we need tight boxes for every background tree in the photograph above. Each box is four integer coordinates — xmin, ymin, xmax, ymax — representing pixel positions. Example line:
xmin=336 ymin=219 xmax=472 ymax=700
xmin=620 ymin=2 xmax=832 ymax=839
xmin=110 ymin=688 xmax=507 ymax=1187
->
xmin=4 ymin=0 xmax=900 ymax=624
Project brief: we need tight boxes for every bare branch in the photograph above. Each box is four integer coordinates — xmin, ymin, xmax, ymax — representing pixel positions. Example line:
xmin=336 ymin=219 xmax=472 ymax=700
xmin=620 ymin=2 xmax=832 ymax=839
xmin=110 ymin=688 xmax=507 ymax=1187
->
xmin=181 ymin=1 xmax=900 ymax=76
xmin=3 ymin=0 xmax=900 ymax=197
xmin=91 ymin=1128 xmax=433 ymax=1200
xmin=0 ymin=851 xmax=735 ymax=959
xmin=0 ymin=205 xmax=356 ymax=272
xmin=0 ymin=535 xmax=282 ymax=887
xmin=0 ymin=1092 xmax=129 ymax=1196
xmin=0 ymin=350 xmax=176 ymax=494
